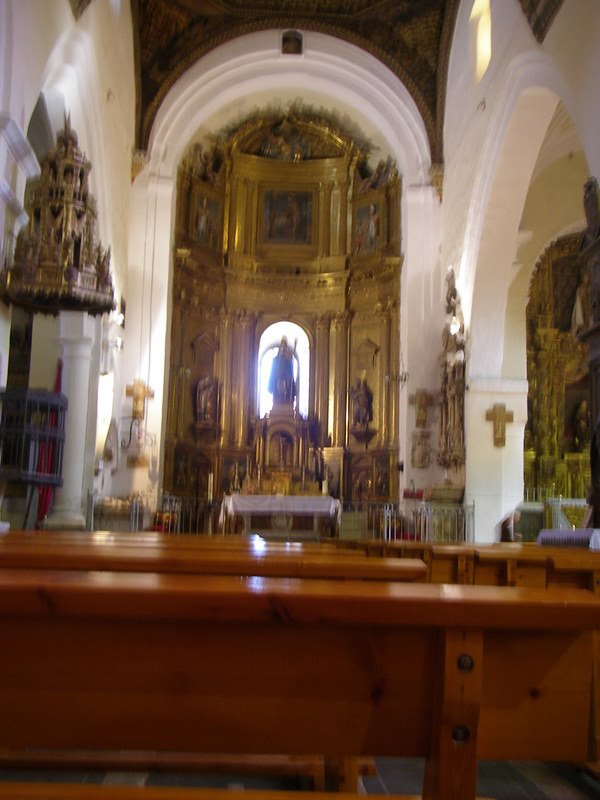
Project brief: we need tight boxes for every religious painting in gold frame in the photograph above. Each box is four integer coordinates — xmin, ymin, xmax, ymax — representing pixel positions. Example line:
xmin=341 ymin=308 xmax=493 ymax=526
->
xmin=353 ymin=199 xmax=381 ymax=256
xmin=258 ymin=187 xmax=315 ymax=255
xmin=192 ymin=189 xmax=222 ymax=252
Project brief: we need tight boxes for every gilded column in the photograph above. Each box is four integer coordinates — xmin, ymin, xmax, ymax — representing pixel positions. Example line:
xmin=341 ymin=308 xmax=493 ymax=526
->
xmin=317 ymin=182 xmax=326 ymax=256
xmin=232 ymin=178 xmax=245 ymax=254
xmin=167 ymin=289 xmax=184 ymax=439
xmin=234 ymin=310 xmax=256 ymax=447
xmin=176 ymin=295 xmax=193 ymax=440
xmin=330 ymin=311 xmax=350 ymax=447
xmin=248 ymin=181 xmax=258 ymax=255
xmin=218 ymin=310 xmax=234 ymax=445
xmin=313 ymin=314 xmax=330 ymax=442
xmin=329 ymin=184 xmax=340 ymax=256
xmin=377 ymin=301 xmax=392 ymax=445
xmin=388 ymin=300 xmax=400 ymax=446
xmin=176 ymin=368 xmax=191 ymax=439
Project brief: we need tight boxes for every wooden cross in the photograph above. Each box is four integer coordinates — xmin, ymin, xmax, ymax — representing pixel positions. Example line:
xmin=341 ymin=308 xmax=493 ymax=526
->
xmin=485 ymin=403 xmax=514 ymax=447
xmin=409 ymin=389 xmax=435 ymax=429
xmin=126 ymin=379 xmax=154 ymax=421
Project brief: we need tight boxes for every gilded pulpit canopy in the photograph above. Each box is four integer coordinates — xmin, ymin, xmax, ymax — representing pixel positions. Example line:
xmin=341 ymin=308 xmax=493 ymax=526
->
xmin=2 ymin=116 xmax=115 ymax=316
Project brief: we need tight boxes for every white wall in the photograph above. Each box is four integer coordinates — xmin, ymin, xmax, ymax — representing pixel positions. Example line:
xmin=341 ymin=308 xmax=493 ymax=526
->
xmin=442 ymin=0 xmax=600 ymax=538
xmin=2 ymin=0 xmax=135 ymax=513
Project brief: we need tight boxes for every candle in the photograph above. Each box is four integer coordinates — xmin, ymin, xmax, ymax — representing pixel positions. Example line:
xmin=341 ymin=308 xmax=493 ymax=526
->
xmin=207 ymin=472 xmax=213 ymax=503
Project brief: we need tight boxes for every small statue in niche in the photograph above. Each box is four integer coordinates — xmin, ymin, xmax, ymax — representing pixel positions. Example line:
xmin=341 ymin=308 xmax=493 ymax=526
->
xmin=356 ymin=156 xmax=395 ymax=194
xmin=581 ymin=177 xmax=600 ymax=323
xmin=570 ymin=269 xmax=590 ymax=336
xmin=573 ymin=399 xmax=590 ymax=452
xmin=268 ymin=337 xmax=296 ymax=405
xmin=411 ymin=430 xmax=431 ymax=469
xmin=350 ymin=374 xmax=373 ymax=427
xmin=582 ymin=176 xmax=600 ymax=246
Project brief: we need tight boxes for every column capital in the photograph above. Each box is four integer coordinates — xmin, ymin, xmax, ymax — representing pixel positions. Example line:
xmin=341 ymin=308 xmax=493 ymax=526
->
xmin=58 ymin=310 xmax=96 ymax=345
xmin=314 ymin=313 xmax=331 ymax=332
xmin=331 ymin=310 xmax=351 ymax=331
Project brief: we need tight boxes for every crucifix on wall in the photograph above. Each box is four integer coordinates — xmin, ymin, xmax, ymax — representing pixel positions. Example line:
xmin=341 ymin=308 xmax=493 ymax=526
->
xmin=409 ymin=389 xmax=435 ymax=429
xmin=126 ymin=379 xmax=154 ymax=421
xmin=485 ymin=403 xmax=514 ymax=447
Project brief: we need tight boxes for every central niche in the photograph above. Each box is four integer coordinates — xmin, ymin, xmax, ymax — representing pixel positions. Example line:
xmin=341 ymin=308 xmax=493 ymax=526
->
xmin=165 ymin=105 xmax=402 ymax=506
xmin=258 ymin=321 xmax=309 ymax=419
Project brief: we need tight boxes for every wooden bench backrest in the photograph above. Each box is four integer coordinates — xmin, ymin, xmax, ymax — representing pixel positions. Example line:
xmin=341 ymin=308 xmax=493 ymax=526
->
xmin=0 ymin=533 xmax=426 ymax=582
xmin=0 ymin=568 xmax=597 ymax=800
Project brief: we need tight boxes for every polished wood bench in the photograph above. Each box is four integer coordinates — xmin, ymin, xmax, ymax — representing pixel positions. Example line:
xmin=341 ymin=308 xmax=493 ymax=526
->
xmin=0 ymin=568 xmax=597 ymax=800
xmin=0 ymin=532 xmax=426 ymax=583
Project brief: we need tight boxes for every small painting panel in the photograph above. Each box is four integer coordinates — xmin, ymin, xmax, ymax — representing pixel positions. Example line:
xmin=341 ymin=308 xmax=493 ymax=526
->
xmin=193 ymin=192 xmax=221 ymax=250
xmin=173 ymin=448 xmax=189 ymax=492
xmin=354 ymin=201 xmax=380 ymax=255
xmin=220 ymin=456 xmax=247 ymax=494
xmin=374 ymin=456 xmax=389 ymax=497
xmin=262 ymin=190 xmax=312 ymax=245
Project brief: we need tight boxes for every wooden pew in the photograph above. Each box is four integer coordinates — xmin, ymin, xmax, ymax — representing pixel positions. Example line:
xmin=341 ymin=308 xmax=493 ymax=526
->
xmin=0 ymin=532 xmax=427 ymax=583
xmin=0 ymin=569 xmax=598 ymax=800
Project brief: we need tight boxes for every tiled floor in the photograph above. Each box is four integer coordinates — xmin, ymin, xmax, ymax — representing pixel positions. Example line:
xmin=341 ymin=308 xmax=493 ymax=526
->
xmin=0 ymin=758 xmax=600 ymax=800
xmin=364 ymin=759 xmax=600 ymax=799
xmin=1 ymin=760 xmax=599 ymax=798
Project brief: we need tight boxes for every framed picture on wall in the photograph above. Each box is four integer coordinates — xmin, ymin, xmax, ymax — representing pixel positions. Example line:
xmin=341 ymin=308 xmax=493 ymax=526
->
xmin=353 ymin=200 xmax=380 ymax=256
xmin=192 ymin=190 xmax=221 ymax=250
xmin=261 ymin=189 xmax=313 ymax=246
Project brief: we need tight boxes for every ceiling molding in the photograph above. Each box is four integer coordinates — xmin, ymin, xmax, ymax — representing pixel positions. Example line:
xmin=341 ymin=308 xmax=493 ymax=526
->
xmin=130 ymin=0 xmax=459 ymax=164
xmin=68 ymin=0 xmax=93 ymax=19
xmin=518 ymin=0 xmax=565 ymax=43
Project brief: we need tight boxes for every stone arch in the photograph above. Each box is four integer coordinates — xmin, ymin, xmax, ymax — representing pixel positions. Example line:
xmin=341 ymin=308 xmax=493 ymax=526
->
xmin=464 ymin=51 xmax=580 ymax=378
xmin=129 ymin=29 xmax=435 ymax=491
xmin=146 ymin=30 xmax=431 ymax=186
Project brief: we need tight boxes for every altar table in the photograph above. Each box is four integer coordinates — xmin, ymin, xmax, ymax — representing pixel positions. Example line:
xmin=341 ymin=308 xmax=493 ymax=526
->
xmin=220 ymin=494 xmax=342 ymax=536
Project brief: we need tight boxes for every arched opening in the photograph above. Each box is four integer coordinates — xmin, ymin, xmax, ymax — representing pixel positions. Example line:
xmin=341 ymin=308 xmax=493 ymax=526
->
xmin=470 ymin=0 xmax=491 ymax=82
xmin=258 ymin=321 xmax=310 ymax=418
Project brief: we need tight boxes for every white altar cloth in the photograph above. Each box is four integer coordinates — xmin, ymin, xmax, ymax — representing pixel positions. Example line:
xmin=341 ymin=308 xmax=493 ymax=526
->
xmin=219 ymin=494 xmax=341 ymax=530
xmin=590 ymin=530 xmax=600 ymax=551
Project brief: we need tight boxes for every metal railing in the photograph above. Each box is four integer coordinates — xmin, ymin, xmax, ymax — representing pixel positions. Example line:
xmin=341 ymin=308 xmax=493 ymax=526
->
xmin=87 ymin=491 xmax=474 ymax=542
xmin=341 ymin=500 xmax=475 ymax=543
xmin=523 ymin=486 xmax=556 ymax=503
xmin=546 ymin=496 xmax=589 ymax=530
xmin=86 ymin=492 xmax=145 ymax=532
xmin=153 ymin=492 xmax=208 ymax=534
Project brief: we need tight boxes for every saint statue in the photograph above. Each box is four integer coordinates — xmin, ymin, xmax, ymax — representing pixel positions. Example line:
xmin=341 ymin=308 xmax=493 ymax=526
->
xmin=350 ymin=375 xmax=373 ymax=427
xmin=570 ymin=269 xmax=590 ymax=336
xmin=195 ymin=376 xmax=215 ymax=423
xmin=573 ymin=399 xmax=590 ymax=452
xmin=268 ymin=337 xmax=296 ymax=404
xmin=581 ymin=177 xmax=600 ymax=323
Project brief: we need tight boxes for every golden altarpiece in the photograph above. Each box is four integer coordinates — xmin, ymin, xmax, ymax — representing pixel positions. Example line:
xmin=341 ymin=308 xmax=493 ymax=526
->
xmin=164 ymin=111 xmax=401 ymax=507
xmin=525 ymin=233 xmax=590 ymax=502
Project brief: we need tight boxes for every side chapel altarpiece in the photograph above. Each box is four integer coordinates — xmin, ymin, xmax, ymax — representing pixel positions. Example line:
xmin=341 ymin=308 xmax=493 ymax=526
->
xmin=164 ymin=109 xmax=402 ymax=506
xmin=525 ymin=232 xmax=591 ymax=502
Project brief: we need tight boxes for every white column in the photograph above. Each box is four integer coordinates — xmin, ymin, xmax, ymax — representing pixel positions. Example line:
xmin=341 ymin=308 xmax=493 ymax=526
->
xmin=46 ymin=311 xmax=96 ymax=530
xmin=464 ymin=377 xmax=528 ymax=542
